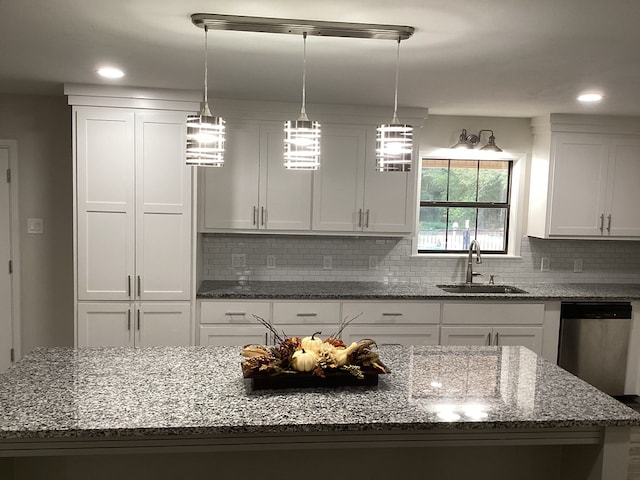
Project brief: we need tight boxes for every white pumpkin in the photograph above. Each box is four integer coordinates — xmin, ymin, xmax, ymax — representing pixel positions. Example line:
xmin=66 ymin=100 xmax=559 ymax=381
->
xmin=291 ymin=349 xmax=318 ymax=372
xmin=300 ymin=332 xmax=323 ymax=353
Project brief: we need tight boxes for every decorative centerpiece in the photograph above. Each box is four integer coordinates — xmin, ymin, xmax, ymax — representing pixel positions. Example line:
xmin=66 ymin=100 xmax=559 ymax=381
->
xmin=241 ymin=315 xmax=390 ymax=389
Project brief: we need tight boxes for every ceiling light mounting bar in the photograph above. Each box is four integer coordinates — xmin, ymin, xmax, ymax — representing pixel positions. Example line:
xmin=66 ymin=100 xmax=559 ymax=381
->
xmin=191 ymin=13 xmax=414 ymax=41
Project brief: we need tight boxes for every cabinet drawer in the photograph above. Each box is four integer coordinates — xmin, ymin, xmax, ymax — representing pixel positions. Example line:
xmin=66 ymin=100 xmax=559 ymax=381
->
xmin=199 ymin=301 xmax=270 ymax=324
xmin=342 ymin=325 xmax=440 ymax=346
xmin=199 ymin=325 xmax=269 ymax=346
xmin=272 ymin=301 xmax=340 ymax=324
xmin=442 ymin=303 xmax=544 ymax=325
xmin=342 ymin=301 xmax=440 ymax=324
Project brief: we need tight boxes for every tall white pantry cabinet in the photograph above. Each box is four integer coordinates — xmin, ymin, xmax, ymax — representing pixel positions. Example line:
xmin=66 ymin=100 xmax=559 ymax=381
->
xmin=72 ymin=105 xmax=193 ymax=347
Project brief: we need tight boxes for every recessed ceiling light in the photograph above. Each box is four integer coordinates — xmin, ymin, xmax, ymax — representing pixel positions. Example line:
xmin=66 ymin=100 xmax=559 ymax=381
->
xmin=97 ymin=67 xmax=125 ymax=79
xmin=577 ymin=92 xmax=603 ymax=103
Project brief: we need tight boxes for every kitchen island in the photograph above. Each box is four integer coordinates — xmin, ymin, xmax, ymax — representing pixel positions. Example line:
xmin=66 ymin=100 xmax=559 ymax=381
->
xmin=1 ymin=345 xmax=639 ymax=480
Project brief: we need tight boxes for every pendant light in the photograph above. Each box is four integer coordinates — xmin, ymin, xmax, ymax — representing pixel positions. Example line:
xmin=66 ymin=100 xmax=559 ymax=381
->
xmin=376 ymin=38 xmax=413 ymax=172
xmin=186 ymin=25 xmax=226 ymax=167
xmin=284 ymin=32 xmax=321 ymax=170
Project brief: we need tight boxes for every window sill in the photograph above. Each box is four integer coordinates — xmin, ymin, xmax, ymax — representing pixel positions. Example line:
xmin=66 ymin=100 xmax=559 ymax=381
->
xmin=410 ymin=253 xmax=523 ymax=260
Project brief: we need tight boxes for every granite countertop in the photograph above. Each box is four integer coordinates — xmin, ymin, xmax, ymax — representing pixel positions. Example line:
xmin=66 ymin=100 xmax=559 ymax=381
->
xmin=197 ymin=280 xmax=640 ymax=301
xmin=1 ymin=345 xmax=638 ymax=441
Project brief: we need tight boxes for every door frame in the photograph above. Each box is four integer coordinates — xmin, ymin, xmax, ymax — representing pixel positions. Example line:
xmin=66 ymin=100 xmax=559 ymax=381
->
xmin=1 ymin=140 xmax=21 ymax=364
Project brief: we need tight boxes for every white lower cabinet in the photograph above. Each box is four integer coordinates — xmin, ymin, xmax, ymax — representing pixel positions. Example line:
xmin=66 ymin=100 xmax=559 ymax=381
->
xmin=198 ymin=300 xmax=271 ymax=346
xmin=77 ymin=302 xmax=191 ymax=348
xmin=441 ymin=303 xmax=545 ymax=355
xmin=271 ymin=301 xmax=341 ymax=342
xmin=341 ymin=301 xmax=440 ymax=346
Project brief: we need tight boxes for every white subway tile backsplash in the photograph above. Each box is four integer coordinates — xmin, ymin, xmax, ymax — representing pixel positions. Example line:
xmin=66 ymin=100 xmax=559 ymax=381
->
xmin=200 ymin=234 xmax=640 ymax=284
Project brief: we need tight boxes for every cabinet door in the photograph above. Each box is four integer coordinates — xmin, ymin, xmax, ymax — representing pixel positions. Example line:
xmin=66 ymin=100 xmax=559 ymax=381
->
xmin=199 ymin=119 xmax=260 ymax=230
xmin=362 ymin=126 xmax=416 ymax=233
xmin=136 ymin=302 xmax=191 ymax=347
xmin=548 ymin=133 xmax=609 ymax=236
xmin=135 ymin=112 xmax=192 ymax=300
xmin=342 ymin=325 xmax=440 ymax=346
xmin=261 ymin=124 xmax=312 ymax=230
xmin=607 ymin=137 xmax=640 ymax=236
xmin=312 ymin=124 xmax=366 ymax=231
xmin=76 ymin=107 xmax=135 ymax=301
xmin=77 ymin=302 xmax=133 ymax=347
xmin=199 ymin=325 xmax=269 ymax=346
xmin=494 ymin=327 xmax=542 ymax=354
xmin=441 ymin=326 xmax=492 ymax=346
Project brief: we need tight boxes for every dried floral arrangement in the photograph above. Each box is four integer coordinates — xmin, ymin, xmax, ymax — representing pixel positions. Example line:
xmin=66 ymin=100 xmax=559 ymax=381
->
xmin=241 ymin=313 xmax=390 ymax=382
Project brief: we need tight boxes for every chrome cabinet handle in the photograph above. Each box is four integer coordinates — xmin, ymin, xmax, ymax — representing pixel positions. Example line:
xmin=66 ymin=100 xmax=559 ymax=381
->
xmin=127 ymin=309 xmax=131 ymax=331
xmin=607 ymin=214 xmax=612 ymax=233
xmin=225 ymin=312 xmax=246 ymax=316
xmin=137 ymin=309 xmax=141 ymax=330
xmin=365 ymin=209 xmax=370 ymax=228
xmin=495 ymin=332 xmax=500 ymax=345
xmin=137 ymin=275 xmax=141 ymax=298
xmin=599 ymin=214 xmax=604 ymax=233
xmin=487 ymin=333 xmax=491 ymax=345
xmin=382 ymin=313 xmax=403 ymax=316
xmin=252 ymin=206 xmax=257 ymax=226
xmin=358 ymin=209 xmax=363 ymax=228
xmin=261 ymin=206 xmax=265 ymax=226
xmin=296 ymin=313 xmax=318 ymax=317
xmin=127 ymin=275 xmax=132 ymax=298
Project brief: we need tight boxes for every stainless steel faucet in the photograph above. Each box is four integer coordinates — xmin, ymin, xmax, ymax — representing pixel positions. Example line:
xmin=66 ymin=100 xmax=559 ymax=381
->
xmin=466 ymin=239 xmax=482 ymax=283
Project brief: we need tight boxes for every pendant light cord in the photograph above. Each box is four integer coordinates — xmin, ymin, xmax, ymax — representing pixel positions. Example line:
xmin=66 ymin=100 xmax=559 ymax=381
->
xmin=299 ymin=32 xmax=309 ymax=121
xmin=392 ymin=37 xmax=401 ymax=123
xmin=201 ymin=25 xmax=212 ymax=116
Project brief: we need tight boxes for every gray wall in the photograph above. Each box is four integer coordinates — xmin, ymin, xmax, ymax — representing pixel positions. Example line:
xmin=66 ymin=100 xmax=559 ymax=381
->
xmin=0 ymin=94 xmax=73 ymax=355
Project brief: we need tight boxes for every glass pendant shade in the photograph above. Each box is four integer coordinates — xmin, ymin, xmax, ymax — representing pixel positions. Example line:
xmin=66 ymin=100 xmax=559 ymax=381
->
xmin=284 ymin=119 xmax=321 ymax=170
xmin=376 ymin=123 xmax=413 ymax=172
xmin=186 ymin=113 xmax=225 ymax=166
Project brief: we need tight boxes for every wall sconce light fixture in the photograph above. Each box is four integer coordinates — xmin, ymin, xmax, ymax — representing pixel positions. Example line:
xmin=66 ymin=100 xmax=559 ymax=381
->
xmin=451 ymin=129 xmax=503 ymax=152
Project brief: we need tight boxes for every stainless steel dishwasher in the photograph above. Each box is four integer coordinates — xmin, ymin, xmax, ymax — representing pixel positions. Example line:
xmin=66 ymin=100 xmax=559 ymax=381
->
xmin=558 ymin=301 xmax=632 ymax=396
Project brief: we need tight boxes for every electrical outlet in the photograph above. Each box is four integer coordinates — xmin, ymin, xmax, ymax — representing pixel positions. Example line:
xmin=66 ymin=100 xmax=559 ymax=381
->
xmin=323 ymin=255 xmax=332 ymax=270
xmin=266 ymin=254 xmax=276 ymax=269
xmin=574 ymin=259 xmax=583 ymax=273
xmin=540 ymin=257 xmax=550 ymax=272
xmin=369 ymin=256 xmax=378 ymax=270
xmin=231 ymin=253 xmax=246 ymax=268
xmin=27 ymin=218 xmax=44 ymax=234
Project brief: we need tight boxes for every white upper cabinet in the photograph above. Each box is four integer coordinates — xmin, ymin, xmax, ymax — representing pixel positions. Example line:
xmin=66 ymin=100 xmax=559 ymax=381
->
xmin=528 ymin=115 xmax=640 ymax=239
xmin=312 ymin=124 xmax=416 ymax=234
xmin=199 ymin=119 xmax=312 ymax=232
xmin=76 ymin=107 xmax=192 ymax=301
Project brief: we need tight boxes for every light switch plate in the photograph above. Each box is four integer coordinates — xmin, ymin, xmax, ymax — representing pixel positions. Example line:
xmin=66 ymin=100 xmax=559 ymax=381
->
xmin=540 ymin=257 xmax=550 ymax=272
xmin=369 ymin=255 xmax=378 ymax=270
xmin=323 ymin=255 xmax=332 ymax=270
xmin=573 ymin=259 xmax=583 ymax=273
xmin=27 ymin=218 xmax=44 ymax=234
xmin=231 ymin=253 xmax=246 ymax=268
xmin=266 ymin=255 xmax=276 ymax=269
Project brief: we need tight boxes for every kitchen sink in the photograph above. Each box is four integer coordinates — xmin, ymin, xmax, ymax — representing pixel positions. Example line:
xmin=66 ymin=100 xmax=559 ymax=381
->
xmin=436 ymin=284 xmax=529 ymax=294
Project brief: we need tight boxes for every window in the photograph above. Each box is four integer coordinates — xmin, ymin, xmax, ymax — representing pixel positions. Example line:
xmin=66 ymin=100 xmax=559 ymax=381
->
xmin=418 ymin=158 xmax=512 ymax=253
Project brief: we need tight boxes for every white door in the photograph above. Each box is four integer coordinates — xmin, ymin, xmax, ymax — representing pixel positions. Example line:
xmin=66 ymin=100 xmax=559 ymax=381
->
xmin=199 ymin=119 xmax=260 ymax=230
xmin=362 ymin=125 xmax=415 ymax=233
xmin=136 ymin=303 xmax=191 ymax=347
xmin=76 ymin=107 xmax=135 ymax=300
xmin=548 ymin=133 xmax=609 ymax=236
xmin=135 ymin=112 xmax=192 ymax=300
xmin=607 ymin=137 xmax=640 ymax=236
xmin=77 ymin=303 xmax=133 ymax=347
xmin=0 ymin=147 xmax=12 ymax=371
xmin=261 ymin=123 xmax=312 ymax=230
xmin=440 ymin=326 xmax=492 ymax=346
xmin=312 ymin=124 xmax=366 ymax=231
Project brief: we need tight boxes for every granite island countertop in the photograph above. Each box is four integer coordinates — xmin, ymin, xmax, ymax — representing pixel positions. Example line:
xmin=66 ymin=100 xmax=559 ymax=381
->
xmin=1 ymin=345 xmax=638 ymax=442
xmin=197 ymin=280 xmax=640 ymax=301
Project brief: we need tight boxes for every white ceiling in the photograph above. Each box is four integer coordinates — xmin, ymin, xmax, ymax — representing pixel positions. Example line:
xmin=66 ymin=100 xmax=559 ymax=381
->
xmin=2 ymin=0 xmax=640 ymax=118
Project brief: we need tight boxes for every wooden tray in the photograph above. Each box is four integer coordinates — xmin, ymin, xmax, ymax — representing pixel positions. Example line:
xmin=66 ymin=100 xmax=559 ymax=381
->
xmin=245 ymin=371 xmax=380 ymax=390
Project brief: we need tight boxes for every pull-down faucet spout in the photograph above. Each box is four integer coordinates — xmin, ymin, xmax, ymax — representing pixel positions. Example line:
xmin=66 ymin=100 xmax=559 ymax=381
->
xmin=466 ymin=239 xmax=482 ymax=283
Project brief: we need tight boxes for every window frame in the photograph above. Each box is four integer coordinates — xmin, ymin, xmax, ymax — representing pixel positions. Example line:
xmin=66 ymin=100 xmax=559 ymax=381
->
xmin=414 ymin=151 xmax=526 ymax=258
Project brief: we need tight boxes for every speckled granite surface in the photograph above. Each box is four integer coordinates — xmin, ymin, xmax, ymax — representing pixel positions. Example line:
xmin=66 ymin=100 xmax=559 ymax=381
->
xmin=197 ymin=280 xmax=640 ymax=301
xmin=0 ymin=345 xmax=638 ymax=441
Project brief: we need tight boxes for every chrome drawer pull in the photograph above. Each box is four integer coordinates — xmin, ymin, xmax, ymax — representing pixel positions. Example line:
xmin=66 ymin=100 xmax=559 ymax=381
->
xmin=486 ymin=333 xmax=491 ymax=345
xmin=296 ymin=313 xmax=318 ymax=317
xmin=225 ymin=312 xmax=246 ymax=316
xmin=382 ymin=313 xmax=403 ymax=316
